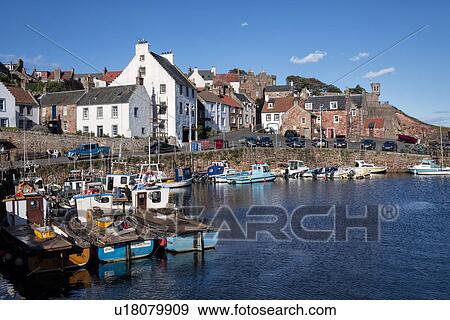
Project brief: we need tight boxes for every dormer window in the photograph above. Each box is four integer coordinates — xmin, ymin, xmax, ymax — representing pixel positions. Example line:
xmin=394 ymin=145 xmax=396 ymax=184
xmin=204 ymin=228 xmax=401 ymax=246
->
xmin=268 ymin=102 xmax=274 ymax=109
xmin=330 ymin=101 xmax=338 ymax=109
xmin=305 ymin=102 xmax=313 ymax=110
xmin=139 ymin=55 xmax=145 ymax=62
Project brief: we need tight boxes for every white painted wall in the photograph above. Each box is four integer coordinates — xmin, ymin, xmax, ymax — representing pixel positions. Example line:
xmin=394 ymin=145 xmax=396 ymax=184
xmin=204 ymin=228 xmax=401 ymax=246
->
xmin=262 ymin=112 xmax=284 ymax=133
xmin=0 ymin=82 xmax=16 ymax=127
xmin=188 ymin=68 xmax=206 ymax=88
xmin=204 ymin=101 xmax=230 ymax=132
xmin=112 ymin=41 xmax=197 ymax=141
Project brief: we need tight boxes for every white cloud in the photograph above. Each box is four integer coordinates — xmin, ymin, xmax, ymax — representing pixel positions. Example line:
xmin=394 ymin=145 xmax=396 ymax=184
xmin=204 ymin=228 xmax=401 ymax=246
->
xmin=241 ymin=22 xmax=249 ymax=27
xmin=290 ymin=50 xmax=327 ymax=64
xmin=363 ymin=67 xmax=396 ymax=79
xmin=350 ymin=52 xmax=369 ymax=61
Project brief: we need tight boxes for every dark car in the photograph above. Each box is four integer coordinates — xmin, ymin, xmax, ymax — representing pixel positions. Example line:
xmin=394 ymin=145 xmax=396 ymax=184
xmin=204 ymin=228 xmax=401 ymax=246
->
xmin=245 ymin=137 xmax=258 ymax=147
xmin=286 ymin=137 xmax=305 ymax=148
xmin=284 ymin=130 xmax=298 ymax=139
xmin=361 ymin=139 xmax=376 ymax=150
xmin=382 ymin=140 xmax=398 ymax=152
xmin=312 ymin=138 xmax=328 ymax=148
xmin=144 ymin=141 xmax=180 ymax=154
xmin=257 ymin=136 xmax=274 ymax=147
xmin=333 ymin=138 xmax=347 ymax=149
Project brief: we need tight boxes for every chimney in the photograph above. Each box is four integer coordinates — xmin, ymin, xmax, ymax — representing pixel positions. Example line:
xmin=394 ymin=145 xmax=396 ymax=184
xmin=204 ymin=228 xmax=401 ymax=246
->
xmin=54 ymin=67 xmax=61 ymax=81
xmin=161 ymin=51 xmax=174 ymax=64
xmin=211 ymin=66 xmax=216 ymax=76
xmin=103 ymin=67 xmax=107 ymax=76
xmin=136 ymin=39 xmax=150 ymax=56
xmin=194 ymin=67 xmax=199 ymax=73
xmin=85 ymin=75 xmax=94 ymax=92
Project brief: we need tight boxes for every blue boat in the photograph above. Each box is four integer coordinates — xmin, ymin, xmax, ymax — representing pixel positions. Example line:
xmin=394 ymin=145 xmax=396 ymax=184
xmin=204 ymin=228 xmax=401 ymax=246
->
xmin=166 ymin=231 xmax=219 ymax=253
xmin=96 ymin=240 xmax=154 ymax=263
xmin=207 ymin=161 xmax=239 ymax=183
xmin=226 ymin=163 xmax=276 ymax=184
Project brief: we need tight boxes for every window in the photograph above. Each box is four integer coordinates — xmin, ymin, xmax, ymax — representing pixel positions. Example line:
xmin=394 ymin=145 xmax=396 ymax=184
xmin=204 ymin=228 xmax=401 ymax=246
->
xmin=18 ymin=119 xmax=24 ymax=128
xmin=141 ymin=127 xmax=145 ymax=135
xmin=221 ymin=117 xmax=225 ymax=126
xmin=63 ymin=121 xmax=68 ymax=131
xmin=83 ymin=107 xmax=89 ymax=120
xmin=120 ymin=177 xmax=128 ymax=184
xmin=63 ymin=106 xmax=68 ymax=116
xmin=179 ymin=84 xmax=183 ymax=95
xmin=160 ymin=84 xmax=166 ymax=94
xmin=139 ymin=55 xmax=145 ymax=61
xmin=351 ymin=109 xmax=357 ymax=117
xmin=316 ymin=116 xmax=321 ymax=123
xmin=302 ymin=117 xmax=306 ymax=124
xmin=274 ymin=114 xmax=279 ymax=121
xmin=26 ymin=120 xmax=32 ymax=129
xmin=150 ymin=191 xmax=161 ymax=203
xmin=0 ymin=118 xmax=8 ymax=127
xmin=0 ymin=98 xmax=5 ymax=112
xmin=191 ymin=88 xmax=195 ymax=98
xmin=266 ymin=114 xmax=271 ymax=121
xmin=334 ymin=115 xmax=340 ymax=123
xmin=245 ymin=115 xmax=249 ymax=123
xmin=111 ymin=105 xmax=118 ymax=118
xmin=139 ymin=67 xmax=146 ymax=76
xmin=222 ymin=105 xmax=225 ymax=112
xmin=134 ymin=107 xmax=138 ymax=118
xmin=83 ymin=126 xmax=89 ymax=134
xmin=330 ymin=101 xmax=338 ymax=109
xmin=179 ymin=102 xmax=183 ymax=114
xmin=305 ymin=103 xmax=313 ymax=110
xmin=19 ymin=106 xmax=24 ymax=115
xmin=112 ymin=125 xmax=118 ymax=136
xmin=26 ymin=106 xmax=32 ymax=116
xmin=231 ymin=116 xmax=236 ymax=124
xmin=97 ymin=106 xmax=103 ymax=119
xmin=268 ymin=102 xmax=274 ymax=109
xmin=97 ymin=125 xmax=103 ymax=137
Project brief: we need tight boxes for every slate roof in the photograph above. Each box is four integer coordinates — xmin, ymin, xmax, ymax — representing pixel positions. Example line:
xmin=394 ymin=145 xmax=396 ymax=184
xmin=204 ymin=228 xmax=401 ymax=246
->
xmin=77 ymin=85 xmax=137 ymax=106
xmin=265 ymin=85 xmax=291 ymax=93
xmin=198 ymin=91 xmax=222 ymax=104
xmin=304 ymin=95 xmax=347 ymax=111
xmin=40 ymin=90 xmax=85 ymax=106
xmin=234 ymin=93 xmax=252 ymax=104
xmin=151 ymin=53 xmax=194 ymax=89
xmin=0 ymin=62 xmax=10 ymax=76
xmin=198 ymin=70 xmax=214 ymax=81
xmin=262 ymin=96 xmax=295 ymax=113
xmin=6 ymin=86 xmax=38 ymax=106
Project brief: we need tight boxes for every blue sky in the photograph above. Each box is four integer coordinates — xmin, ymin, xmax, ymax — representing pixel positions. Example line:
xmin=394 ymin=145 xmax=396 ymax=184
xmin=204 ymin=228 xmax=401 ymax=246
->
xmin=1 ymin=0 xmax=449 ymax=125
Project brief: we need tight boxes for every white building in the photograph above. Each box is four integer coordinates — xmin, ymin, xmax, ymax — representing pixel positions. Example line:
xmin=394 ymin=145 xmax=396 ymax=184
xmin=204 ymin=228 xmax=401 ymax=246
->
xmin=234 ymin=92 xmax=256 ymax=129
xmin=261 ymin=97 xmax=293 ymax=134
xmin=76 ymin=85 xmax=151 ymax=138
xmin=198 ymin=91 xmax=230 ymax=132
xmin=112 ymin=40 xmax=197 ymax=142
xmin=188 ymin=67 xmax=216 ymax=89
xmin=0 ymin=82 xmax=16 ymax=128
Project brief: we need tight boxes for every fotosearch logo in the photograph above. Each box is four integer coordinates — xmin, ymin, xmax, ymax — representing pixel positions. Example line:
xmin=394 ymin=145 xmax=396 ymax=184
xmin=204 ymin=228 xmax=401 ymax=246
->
xmin=192 ymin=204 xmax=400 ymax=242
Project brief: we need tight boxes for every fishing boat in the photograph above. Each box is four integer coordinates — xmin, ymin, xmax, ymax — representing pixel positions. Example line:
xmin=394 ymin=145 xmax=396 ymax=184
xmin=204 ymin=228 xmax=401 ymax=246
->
xmin=407 ymin=160 xmax=448 ymax=174
xmin=207 ymin=160 xmax=239 ymax=183
xmin=285 ymin=160 xmax=309 ymax=178
xmin=354 ymin=160 xmax=387 ymax=174
xmin=157 ymin=168 xmax=193 ymax=188
xmin=226 ymin=163 xmax=276 ymax=184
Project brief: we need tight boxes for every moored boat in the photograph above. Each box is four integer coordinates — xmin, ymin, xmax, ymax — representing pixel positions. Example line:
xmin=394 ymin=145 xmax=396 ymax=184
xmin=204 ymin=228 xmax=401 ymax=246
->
xmin=207 ymin=160 xmax=239 ymax=183
xmin=354 ymin=160 xmax=387 ymax=174
xmin=226 ymin=163 xmax=276 ymax=184
xmin=408 ymin=160 xmax=450 ymax=175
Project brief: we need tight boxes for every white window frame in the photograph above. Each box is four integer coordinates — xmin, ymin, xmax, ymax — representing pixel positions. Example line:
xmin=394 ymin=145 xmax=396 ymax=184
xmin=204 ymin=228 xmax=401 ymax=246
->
xmin=305 ymin=103 xmax=313 ymax=110
xmin=351 ymin=109 xmax=357 ymax=117
xmin=0 ymin=118 xmax=8 ymax=127
xmin=82 ymin=107 xmax=89 ymax=120
xmin=334 ymin=115 xmax=340 ymax=123
xmin=63 ymin=121 xmax=68 ymax=131
xmin=330 ymin=101 xmax=338 ymax=109
xmin=82 ymin=126 xmax=89 ymax=134
xmin=97 ymin=106 xmax=103 ymax=119
xmin=139 ymin=55 xmax=145 ymax=62
xmin=63 ymin=105 xmax=68 ymax=116
xmin=266 ymin=114 xmax=271 ymax=121
xmin=111 ymin=105 xmax=118 ymax=118
xmin=111 ymin=124 xmax=118 ymax=136
xmin=268 ymin=102 xmax=274 ymax=109
xmin=160 ymin=84 xmax=166 ymax=94
xmin=274 ymin=114 xmax=280 ymax=121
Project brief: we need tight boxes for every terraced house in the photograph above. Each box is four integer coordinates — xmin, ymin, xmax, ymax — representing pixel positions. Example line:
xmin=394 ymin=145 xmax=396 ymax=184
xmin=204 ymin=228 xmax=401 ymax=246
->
xmin=4 ymin=85 xmax=39 ymax=130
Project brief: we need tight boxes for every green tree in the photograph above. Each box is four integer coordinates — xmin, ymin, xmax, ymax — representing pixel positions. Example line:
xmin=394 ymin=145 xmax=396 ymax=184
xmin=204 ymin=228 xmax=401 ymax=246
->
xmin=348 ymin=84 xmax=365 ymax=94
xmin=286 ymin=75 xmax=341 ymax=95
xmin=229 ymin=68 xmax=247 ymax=75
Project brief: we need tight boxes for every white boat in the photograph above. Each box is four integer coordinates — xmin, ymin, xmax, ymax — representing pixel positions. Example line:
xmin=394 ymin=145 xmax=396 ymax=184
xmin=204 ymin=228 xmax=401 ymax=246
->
xmin=207 ymin=160 xmax=239 ymax=183
xmin=416 ymin=170 xmax=450 ymax=176
xmin=354 ymin=160 xmax=387 ymax=174
xmin=285 ymin=160 xmax=309 ymax=178
xmin=408 ymin=160 xmax=450 ymax=175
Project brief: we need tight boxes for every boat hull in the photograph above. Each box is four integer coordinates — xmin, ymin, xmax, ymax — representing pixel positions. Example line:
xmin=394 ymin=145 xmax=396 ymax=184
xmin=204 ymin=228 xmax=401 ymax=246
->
xmin=96 ymin=240 xmax=154 ymax=263
xmin=24 ymin=248 xmax=90 ymax=274
xmin=166 ymin=231 xmax=219 ymax=253
xmin=415 ymin=170 xmax=450 ymax=176
xmin=157 ymin=178 xmax=193 ymax=189
xmin=227 ymin=174 xmax=276 ymax=184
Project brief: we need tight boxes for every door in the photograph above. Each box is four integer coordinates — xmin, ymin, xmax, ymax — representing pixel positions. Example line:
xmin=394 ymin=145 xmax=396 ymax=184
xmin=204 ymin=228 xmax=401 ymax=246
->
xmin=51 ymin=105 xmax=57 ymax=120
xmin=97 ymin=126 xmax=104 ymax=137
xmin=328 ymin=128 xmax=335 ymax=139
xmin=26 ymin=197 xmax=44 ymax=225
xmin=137 ymin=192 xmax=147 ymax=210
xmin=107 ymin=177 xmax=114 ymax=191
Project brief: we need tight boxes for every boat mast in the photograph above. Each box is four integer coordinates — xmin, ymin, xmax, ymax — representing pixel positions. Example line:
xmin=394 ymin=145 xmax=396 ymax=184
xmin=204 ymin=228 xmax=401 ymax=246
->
xmin=440 ymin=125 xmax=444 ymax=169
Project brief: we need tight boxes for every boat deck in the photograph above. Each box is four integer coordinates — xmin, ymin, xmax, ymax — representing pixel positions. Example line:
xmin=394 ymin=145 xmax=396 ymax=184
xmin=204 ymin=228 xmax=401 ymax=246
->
xmin=1 ymin=225 xmax=73 ymax=253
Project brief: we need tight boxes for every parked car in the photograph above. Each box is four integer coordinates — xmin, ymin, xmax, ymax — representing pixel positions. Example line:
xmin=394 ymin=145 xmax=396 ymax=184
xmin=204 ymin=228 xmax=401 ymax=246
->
xmin=257 ymin=136 xmax=274 ymax=147
xmin=398 ymin=134 xmax=418 ymax=144
xmin=361 ymin=139 xmax=376 ymax=150
xmin=284 ymin=130 xmax=298 ymax=139
xmin=238 ymin=136 xmax=248 ymax=145
xmin=286 ymin=137 xmax=305 ymax=148
xmin=312 ymin=138 xmax=328 ymax=148
xmin=264 ymin=127 xmax=275 ymax=134
xmin=65 ymin=143 xmax=111 ymax=160
xmin=333 ymin=138 xmax=347 ymax=149
xmin=382 ymin=141 xmax=398 ymax=152
xmin=245 ymin=137 xmax=258 ymax=147
xmin=144 ymin=141 xmax=180 ymax=154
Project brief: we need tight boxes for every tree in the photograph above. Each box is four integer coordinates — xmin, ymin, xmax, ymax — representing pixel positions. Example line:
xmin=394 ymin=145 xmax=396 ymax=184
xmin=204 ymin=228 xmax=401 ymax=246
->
xmin=286 ymin=75 xmax=341 ymax=95
xmin=229 ymin=68 xmax=247 ymax=75
xmin=325 ymin=85 xmax=342 ymax=93
xmin=348 ymin=84 xmax=365 ymax=94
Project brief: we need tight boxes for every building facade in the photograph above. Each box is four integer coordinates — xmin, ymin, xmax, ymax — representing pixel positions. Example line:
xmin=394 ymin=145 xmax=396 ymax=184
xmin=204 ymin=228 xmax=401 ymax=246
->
xmin=239 ymin=70 xmax=276 ymax=101
xmin=0 ymin=82 xmax=16 ymax=128
xmin=234 ymin=92 xmax=256 ymax=129
xmin=280 ymin=98 xmax=314 ymax=139
xmin=261 ymin=96 xmax=295 ymax=134
xmin=40 ymin=90 xmax=85 ymax=134
xmin=6 ymin=85 xmax=39 ymax=130
xmin=112 ymin=40 xmax=197 ymax=142
xmin=188 ymin=67 xmax=216 ymax=89
xmin=76 ymin=85 xmax=150 ymax=138
xmin=198 ymin=91 xmax=230 ymax=132
xmin=264 ymin=84 xmax=293 ymax=102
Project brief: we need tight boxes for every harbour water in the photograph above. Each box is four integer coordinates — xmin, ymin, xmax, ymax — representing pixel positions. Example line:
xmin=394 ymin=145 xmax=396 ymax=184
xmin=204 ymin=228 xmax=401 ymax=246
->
xmin=1 ymin=175 xmax=449 ymax=299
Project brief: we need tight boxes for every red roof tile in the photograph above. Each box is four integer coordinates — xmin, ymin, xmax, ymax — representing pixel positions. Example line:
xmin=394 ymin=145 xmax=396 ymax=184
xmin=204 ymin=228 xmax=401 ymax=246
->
xmin=214 ymin=73 xmax=239 ymax=84
xmin=102 ymin=71 xmax=122 ymax=84
xmin=220 ymin=95 xmax=242 ymax=108
xmin=6 ymin=86 xmax=38 ymax=106
xmin=262 ymin=96 xmax=295 ymax=113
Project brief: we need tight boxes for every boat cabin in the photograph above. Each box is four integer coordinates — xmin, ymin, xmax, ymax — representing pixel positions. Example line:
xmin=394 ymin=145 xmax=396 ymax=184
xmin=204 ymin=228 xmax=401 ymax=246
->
xmin=251 ymin=163 xmax=270 ymax=174
xmin=175 ymin=168 xmax=192 ymax=182
xmin=132 ymin=187 xmax=170 ymax=210
xmin=137 ymin=163 xmax=168 ymax=183
xmin=3 ymin=192 xmax=48 ymax=226
xmin=64 ymin=170 xmax=86 ymax=192
xmin=73 ymin=193 xmax=113 ymax=222
xmin=355 ymin=160 xmax=373 ymax=168
xmin=208 ymin=160 xmax=229 ymax=176
xmin=105 ymin=174 xmax=137 ymax=191
xmin=288 ymin=160 xmax=306 ymax=170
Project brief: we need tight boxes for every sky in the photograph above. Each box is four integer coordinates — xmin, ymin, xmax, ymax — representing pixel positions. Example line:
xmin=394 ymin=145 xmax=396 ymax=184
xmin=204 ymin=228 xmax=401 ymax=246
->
xmin=1 ymin=0 xmax=450 ymax=125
